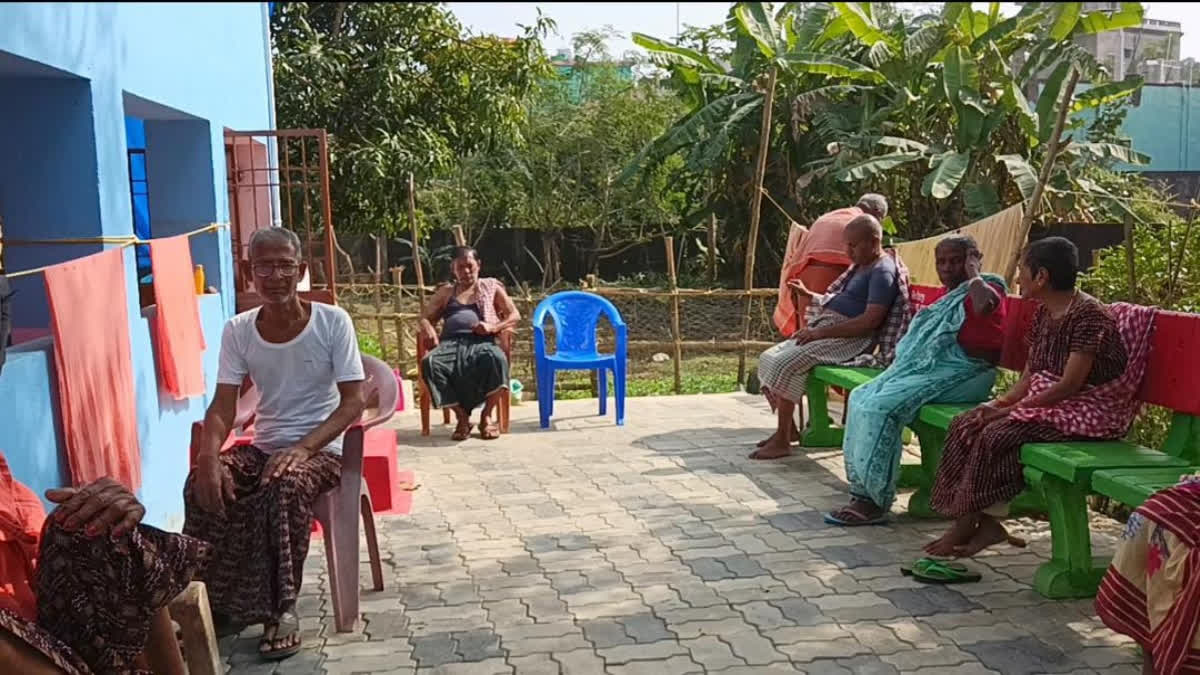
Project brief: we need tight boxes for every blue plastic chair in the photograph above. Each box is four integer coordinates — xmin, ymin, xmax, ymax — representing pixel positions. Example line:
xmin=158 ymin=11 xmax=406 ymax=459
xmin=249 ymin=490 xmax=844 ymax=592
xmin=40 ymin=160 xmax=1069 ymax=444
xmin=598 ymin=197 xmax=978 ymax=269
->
xmin=532 ymin=291 xmax=628 ymax=428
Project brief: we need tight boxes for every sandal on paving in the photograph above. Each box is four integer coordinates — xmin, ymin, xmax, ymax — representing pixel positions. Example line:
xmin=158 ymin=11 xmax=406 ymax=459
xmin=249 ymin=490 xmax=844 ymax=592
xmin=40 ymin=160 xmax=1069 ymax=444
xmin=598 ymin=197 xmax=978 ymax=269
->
xmin=901 ymin=557 xmax=960 ymax=576
xmin=823 ymin=501 xmax=888 ymax=527
xmin=908 ymin=558 xmax=981 ymax=584
xmin=259 ymin=610 xmax=302 ymax=661
xmin=479 ymin=421 xmax=500 ymax=440
xmin=451 ymin=420 xmax=471 ymax=441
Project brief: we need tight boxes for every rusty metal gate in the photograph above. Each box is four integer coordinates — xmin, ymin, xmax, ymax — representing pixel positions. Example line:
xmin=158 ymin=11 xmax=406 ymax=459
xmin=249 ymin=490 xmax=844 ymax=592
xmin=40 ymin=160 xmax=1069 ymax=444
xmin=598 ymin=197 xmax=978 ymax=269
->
xmin=224 ymin=129 xmax=338 ymax=304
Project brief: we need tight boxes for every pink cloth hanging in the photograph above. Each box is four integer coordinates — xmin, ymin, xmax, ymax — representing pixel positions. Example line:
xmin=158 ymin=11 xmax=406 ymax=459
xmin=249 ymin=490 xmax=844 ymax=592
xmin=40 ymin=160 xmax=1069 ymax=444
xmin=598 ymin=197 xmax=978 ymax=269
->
xmin=150 ymin=236 xmax=206 ymax=399
xmin=43 ymin=248 xmax=140 ymax=489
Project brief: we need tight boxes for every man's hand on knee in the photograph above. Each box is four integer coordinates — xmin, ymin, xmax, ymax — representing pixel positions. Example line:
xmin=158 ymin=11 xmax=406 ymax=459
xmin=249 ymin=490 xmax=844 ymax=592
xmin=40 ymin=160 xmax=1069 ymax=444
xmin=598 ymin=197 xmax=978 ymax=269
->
xmin=260 ymin=446 xmax=318 ymax=487
xmin=45 ymin=477 xmax=145 ymax=538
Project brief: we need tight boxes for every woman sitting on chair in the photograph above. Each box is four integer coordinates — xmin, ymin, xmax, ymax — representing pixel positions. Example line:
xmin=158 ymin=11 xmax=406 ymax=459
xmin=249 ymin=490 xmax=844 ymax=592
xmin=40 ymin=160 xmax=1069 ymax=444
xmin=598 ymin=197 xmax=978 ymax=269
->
xmin=419 ymin=246 xmax=520 ymax=441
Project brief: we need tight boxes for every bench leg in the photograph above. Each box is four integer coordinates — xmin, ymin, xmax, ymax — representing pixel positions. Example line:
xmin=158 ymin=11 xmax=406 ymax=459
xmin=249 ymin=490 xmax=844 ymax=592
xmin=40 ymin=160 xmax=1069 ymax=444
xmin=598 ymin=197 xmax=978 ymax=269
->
xmin=168 ymin=581 xmax=222 ymax=675
xmin=908 ymin=420 xmax=945 ymax=520
xmin=801 ymin=378 xmax=842 ymax=447
xmin=1026 ymin=467 xmax=1108 ymax=599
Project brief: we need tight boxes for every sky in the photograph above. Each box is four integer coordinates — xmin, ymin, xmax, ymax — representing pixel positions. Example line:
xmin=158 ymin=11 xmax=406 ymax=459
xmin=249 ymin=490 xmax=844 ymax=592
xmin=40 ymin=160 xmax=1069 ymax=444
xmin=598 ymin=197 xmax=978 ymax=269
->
xmin=447 ymin=2 xmax=1200 ymax=61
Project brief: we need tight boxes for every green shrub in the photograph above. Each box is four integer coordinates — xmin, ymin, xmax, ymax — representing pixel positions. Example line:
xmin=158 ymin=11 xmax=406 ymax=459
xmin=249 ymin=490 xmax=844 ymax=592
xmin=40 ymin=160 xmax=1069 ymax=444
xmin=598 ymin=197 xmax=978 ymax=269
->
xmin=358 ymin=333 xmax=384 ymax=359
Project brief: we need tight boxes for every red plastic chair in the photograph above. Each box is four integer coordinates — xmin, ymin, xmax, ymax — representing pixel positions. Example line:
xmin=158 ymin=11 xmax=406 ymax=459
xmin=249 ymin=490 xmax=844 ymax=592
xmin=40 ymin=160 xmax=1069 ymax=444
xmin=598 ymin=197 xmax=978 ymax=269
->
xmin=188 ymin=355 xmax=393 ymax=633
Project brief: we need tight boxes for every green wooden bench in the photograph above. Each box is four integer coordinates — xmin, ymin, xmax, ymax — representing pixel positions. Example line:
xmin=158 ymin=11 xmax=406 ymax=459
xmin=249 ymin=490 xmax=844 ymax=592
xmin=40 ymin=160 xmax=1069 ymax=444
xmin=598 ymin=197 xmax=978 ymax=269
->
xmin=1017 ymin=310 xmax=1200 ymax=599
xmin=1092 ymin=466 xmax=1200 ymax=510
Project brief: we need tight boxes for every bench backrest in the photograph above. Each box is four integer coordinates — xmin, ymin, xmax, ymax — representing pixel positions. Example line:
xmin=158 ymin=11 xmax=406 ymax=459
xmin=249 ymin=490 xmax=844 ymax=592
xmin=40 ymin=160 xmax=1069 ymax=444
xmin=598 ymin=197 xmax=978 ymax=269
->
xmin=913 ymin=284 xmax=1200 ymax=460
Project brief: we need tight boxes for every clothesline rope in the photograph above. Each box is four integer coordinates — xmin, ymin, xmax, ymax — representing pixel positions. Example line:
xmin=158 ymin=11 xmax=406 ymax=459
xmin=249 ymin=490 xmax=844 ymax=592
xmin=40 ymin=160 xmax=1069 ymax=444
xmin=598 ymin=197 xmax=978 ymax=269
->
xmin=1 ymin=223 xmax=227 ymax=279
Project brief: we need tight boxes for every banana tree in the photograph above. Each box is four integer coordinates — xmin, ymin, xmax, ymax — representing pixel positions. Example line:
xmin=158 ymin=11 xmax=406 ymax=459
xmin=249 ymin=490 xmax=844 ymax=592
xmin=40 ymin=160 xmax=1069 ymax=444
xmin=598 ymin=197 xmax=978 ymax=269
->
xmin=807 ymin=1 xmax=1147 ymax=232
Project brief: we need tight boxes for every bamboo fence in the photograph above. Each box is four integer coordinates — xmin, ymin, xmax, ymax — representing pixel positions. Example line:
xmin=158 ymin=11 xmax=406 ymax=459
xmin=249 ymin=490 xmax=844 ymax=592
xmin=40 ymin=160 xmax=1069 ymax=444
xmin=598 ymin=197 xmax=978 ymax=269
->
xmin=339 ymin=240 xmax=782 ymax=396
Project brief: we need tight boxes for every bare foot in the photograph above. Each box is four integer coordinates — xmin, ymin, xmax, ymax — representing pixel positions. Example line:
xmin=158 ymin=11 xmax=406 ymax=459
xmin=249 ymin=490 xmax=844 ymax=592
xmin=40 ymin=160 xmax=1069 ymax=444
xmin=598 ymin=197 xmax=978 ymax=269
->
xmin=750 ymin=438 xmax=792 ymax=460
xmin=924 ymin=515 xmax=977 ymax=556
xmin=757 ymin=421 xmax=800 ymax=447
xmin=953 ymin=515 xmax=1022 ymax=557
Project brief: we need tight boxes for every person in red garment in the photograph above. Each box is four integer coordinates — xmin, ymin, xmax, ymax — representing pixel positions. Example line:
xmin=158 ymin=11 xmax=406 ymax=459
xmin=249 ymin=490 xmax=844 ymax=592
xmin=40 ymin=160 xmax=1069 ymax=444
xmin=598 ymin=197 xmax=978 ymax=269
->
xmin=0 ymin=466 xmax=207 ymax=675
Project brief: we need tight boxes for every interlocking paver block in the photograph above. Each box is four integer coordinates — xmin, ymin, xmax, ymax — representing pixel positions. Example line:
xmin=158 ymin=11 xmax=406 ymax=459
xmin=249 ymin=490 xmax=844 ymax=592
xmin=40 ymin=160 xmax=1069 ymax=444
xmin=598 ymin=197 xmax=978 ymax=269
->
xmin=598 ymin=640 xmax=689 ymax=665
xmin=720 ymin=630 xmax=787 ymax=665
xmin=455 ymin=629 xmax=504 ymax=662
xmin=682 ymin=557 xmax=732 ymax=581
xmin=714 ymin=555 xmax=768 ymax=579
xmin=877 ymin=588 xmax=983 ymax=618
xmin=962 ymin=636 xmax=1077 ymax=675
xmin=820 ymin=545 xmax=895 ymax=569
xmin=680 ymin=636 xmax=745 ymax=670
xmin=411 ymin=633 xmax=459 ymax=667
xmin=620 ymin=614 xmax=673 ymax=643
xmin=419 ymin=658 xmax=513 ymax=675
xmin=582 ymin=619 xmax=633 ymax=649
xmin=732 ymin=601 xmax=790 ymax=630
xmin=554 ymin=648 xmax=608 ymax=674
xmin=604 ymin=655 xmax=702 ymax=675
xmin=507 ymin=653 xmax=559 ymax=675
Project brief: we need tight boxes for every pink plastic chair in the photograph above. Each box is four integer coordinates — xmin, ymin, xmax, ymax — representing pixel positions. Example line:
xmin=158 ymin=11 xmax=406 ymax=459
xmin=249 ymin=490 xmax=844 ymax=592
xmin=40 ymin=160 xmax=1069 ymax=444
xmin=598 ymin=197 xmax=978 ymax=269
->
xmin=188 ymin=356 xmax=394 ymax=633
xmin=315 ymin=354 xmax=393 ymax=632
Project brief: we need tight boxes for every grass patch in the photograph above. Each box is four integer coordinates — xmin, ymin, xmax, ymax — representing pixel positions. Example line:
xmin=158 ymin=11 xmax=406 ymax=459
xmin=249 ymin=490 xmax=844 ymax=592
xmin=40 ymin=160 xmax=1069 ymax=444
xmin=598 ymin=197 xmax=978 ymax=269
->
xmin=530 ymin=354 xmax=743 ymax=400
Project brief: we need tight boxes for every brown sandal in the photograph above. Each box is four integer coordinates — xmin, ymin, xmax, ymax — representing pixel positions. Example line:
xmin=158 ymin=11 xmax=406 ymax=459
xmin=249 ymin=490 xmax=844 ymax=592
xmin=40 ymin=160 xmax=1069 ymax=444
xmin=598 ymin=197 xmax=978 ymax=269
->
xmin=451 ymin=419 xmax=471 ymax=441
xmin=478 ymin=421 xmax=500 ymax=440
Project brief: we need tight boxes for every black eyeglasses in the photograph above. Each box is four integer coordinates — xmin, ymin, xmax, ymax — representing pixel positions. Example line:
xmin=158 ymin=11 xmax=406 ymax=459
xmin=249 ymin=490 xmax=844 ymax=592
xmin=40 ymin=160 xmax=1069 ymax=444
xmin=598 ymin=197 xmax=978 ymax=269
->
xmin=251 ymin=262 xmax=300 ymax=278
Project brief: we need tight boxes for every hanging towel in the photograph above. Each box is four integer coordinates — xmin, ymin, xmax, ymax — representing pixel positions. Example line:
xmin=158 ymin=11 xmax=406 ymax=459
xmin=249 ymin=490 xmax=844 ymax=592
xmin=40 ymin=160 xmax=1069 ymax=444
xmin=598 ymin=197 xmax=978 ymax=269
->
xmin=773 ymin=208 xmax=858 ymax=336
xmin=43 ymin=248 xmax=140 ymax=488
xmin=892 ymin=203 xmax=1026 ymax=285
xmin=150 ymin=236 xmax=206 ymax=399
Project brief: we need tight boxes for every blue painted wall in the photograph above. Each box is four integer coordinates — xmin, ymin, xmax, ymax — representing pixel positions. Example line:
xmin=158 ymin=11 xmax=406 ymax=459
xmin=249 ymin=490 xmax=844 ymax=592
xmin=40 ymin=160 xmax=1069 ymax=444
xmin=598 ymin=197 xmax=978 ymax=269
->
xmin=0 ymin=3 xmax=273 ymax=528
xmin=1121 ymin=85 xmax=1200 ymax=172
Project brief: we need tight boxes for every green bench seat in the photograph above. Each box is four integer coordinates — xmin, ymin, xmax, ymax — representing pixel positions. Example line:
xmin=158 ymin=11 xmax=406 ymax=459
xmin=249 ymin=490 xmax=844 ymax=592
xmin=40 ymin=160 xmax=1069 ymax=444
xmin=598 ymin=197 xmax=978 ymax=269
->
xmin=1092 ymin=466 xmax=1200 ymax=509
xmin=1019 ymin=412 xmax=1200 ymax=599
xmin=801 ymin=366 xmax=883 ymax=448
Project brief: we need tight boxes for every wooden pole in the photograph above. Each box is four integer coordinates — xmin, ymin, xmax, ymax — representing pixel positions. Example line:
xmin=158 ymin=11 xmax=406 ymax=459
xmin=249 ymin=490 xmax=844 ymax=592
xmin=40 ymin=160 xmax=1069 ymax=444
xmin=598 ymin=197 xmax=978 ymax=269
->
xmin=452 ymin=225 xmax=467 ymax=247
xmin=407 ymin=173 xmax=427 ymax=404
xmin=1123 ymin=212 xmax=1137 ymax=298
xmin=664 ymin=236 xmax=683 ymax=395
xmin=1004 ymin=68 xmax=1080 ymax=284
xmin=737 ymin=66 xmax=778 ymax=386
xmin=374 ymin=236 xmax=385 ymax=361
xmin=407 ymin=173 xmax=426 ymax=309
xmin=707 ymin=212 xmax=718 ymax=284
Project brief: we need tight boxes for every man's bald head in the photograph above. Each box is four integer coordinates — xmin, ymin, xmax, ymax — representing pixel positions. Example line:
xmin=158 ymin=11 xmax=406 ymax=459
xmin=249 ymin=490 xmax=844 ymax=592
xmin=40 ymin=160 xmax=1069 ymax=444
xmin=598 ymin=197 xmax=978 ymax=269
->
xmin=845 ymin=214 xmax=883 ymax=241
xmin=843 ymin=214 xmax=884 ymax=266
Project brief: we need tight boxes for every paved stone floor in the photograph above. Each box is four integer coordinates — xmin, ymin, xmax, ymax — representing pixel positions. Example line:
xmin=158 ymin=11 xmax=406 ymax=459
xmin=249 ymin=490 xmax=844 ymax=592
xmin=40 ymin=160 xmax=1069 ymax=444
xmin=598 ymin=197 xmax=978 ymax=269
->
xmin=223 ymin=392 xmax=1140 ymax=675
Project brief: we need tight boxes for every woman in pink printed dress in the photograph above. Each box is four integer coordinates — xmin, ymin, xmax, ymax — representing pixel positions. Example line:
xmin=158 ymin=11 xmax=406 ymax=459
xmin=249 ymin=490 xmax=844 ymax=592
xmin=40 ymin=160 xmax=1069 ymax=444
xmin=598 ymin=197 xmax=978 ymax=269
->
xmin=927 ymin=237 xmax=1155 ymax=557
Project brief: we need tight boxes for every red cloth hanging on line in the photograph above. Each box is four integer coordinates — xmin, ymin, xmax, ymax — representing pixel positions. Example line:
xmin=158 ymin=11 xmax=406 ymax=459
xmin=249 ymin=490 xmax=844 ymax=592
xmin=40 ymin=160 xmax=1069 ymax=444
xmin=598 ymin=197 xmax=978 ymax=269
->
xmin=43 ymin=247 xmax=140 ymax=489
xmin=150 ymin=236 xmax=206 ymax=399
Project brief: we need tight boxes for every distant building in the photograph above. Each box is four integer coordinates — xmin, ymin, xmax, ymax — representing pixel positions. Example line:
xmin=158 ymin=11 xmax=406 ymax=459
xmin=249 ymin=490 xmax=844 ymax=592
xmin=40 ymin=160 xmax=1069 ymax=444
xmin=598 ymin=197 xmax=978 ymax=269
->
xmin=1019 ymin=2 xmax=1184 ymax=82
xmin=549 ymin=48 xmax=635 ymax=103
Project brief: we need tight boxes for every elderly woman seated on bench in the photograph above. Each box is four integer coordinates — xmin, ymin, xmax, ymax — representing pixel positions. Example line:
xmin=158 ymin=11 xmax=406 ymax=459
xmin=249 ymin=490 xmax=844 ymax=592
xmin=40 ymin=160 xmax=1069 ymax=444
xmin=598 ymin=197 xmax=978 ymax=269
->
xmin=927 ymin=237 xmax=1155 ymax=557
xmin=826 ymin=235 xmax=1007 ymax=526
xmin=753 ymin=214 xmax=902 ymax=460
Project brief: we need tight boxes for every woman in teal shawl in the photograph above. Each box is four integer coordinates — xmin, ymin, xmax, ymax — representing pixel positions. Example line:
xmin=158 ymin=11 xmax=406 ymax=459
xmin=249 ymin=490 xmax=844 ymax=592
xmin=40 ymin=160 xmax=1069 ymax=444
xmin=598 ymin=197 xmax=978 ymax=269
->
xmin=827 ymin=236 xmax=1008 ymax=525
